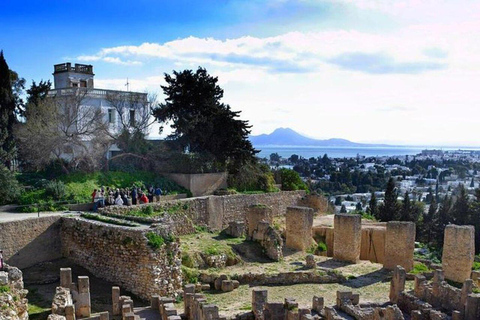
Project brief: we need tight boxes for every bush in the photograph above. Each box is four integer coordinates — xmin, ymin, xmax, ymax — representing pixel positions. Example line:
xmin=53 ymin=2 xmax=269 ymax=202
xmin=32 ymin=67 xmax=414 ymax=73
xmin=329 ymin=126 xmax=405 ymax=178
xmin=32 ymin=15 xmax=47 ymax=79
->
xmin=181 ymin=266 xmax=199 ymax=284
xmin=228 ymin=162 xmax=276 ymax=192
xmin=44 ymin=180 xmax=66 ymax=200
xmin=278 ymin=168 xmax=308 ymax=191
xmin=410 ymin=262 xmax=432 ymax=275
xmin=0 ymin=165 xmax=22 ymax=205
xmin=146 ymin=232 xmax=165 ymax=249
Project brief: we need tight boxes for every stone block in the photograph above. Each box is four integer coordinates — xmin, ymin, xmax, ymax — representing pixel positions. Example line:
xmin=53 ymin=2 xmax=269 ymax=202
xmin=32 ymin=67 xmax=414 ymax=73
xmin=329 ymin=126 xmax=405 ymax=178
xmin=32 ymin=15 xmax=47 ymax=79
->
xmin=99 ymin=311 xmax=109 ymax=320
xmin=232 ymin=280 xmax=240 ymax=289
xmin=167 ymin=316 xmax=182 ymax=320
xmin=226 ymin=221 xmax=245 ymax=238
xmin=351 ymin=293 xmax=360 ymax=305
xmin=252 ymin=288 xmax=268 ymax=320
xmin=306 ymin=254 xmax=316 ymax=269
xmin=465 ymin=294 xmax=480 ymax=320
xmin=151 ymin=295 xmax=160 ymax=310
xmin=214 ymin=275 xmax=228 ymax=290
xmin=333 ymin=214 xmax=361 ymax=263
xmin=360 ymin=226 xmax=386 ymax=264
xmin=247 ymin=205 xmax=273 ymax=239
xmin=65 ymin=304 xmax=75 ymax=320
xmin=384 ymin=221 xmax=416 ymax=272
xmin=442 ymin=224 xmax=475 ymax=283
xmin=286 ymin=206 xmax=314 ymax=251
xmin=60 ymin=268 xmax=72 ymax=288
xmin=112 ymin=286 xmax=121 ymax=316
xmin=389 ymin=266 xmax=406 ymax=304
xmin=265 ymin=302 xmax=285 ymax=320
xmin=201 ymin=283 xmax=211 ymax=291
xmin=221 ymin=280 xmax=234 ymax=292
xmin=301 ymin=315 xmax=314 ymax=320
xmin=124 ymin=312 xmax=136 ymax=320
xmin=312 ymin=296 xmax=324 ymax=313
xmin=0 ymin=271 xmax=8 ymax=286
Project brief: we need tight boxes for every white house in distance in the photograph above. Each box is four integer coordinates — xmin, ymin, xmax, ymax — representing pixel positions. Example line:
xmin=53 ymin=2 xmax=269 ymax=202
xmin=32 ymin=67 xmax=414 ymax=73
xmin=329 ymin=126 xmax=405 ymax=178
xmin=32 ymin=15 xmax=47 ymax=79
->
xmin=48 ymin=63 xmax=150 ymax=159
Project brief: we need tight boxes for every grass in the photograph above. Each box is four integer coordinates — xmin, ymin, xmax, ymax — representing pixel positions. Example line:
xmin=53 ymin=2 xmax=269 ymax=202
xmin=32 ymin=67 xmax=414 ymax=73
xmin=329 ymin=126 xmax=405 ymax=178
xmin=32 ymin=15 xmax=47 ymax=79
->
xmin=0 ymin=285 xmax=10 ymax=293
xmin=409 ymin=262 xmax=433 ymax=275
xmin=306 ymin=241 xmax=327 ymax=255
xmin=146 ymin=232 xmax=175 ymax=250
xmin=80 ymin=213 xmax=140 ymax=227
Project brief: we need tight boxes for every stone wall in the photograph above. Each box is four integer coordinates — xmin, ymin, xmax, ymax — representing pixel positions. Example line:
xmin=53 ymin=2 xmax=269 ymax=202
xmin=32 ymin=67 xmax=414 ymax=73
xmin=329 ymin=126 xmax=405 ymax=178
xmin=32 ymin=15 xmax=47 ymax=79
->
xmin=0 ymin=216 xmax=63 ymax=269
xmin=164 ymin=172 xmax=228 ymax=197
xmin=99 ymin=191 xmax=306 ymax=231
xmin=0 ymin=264 xmax=28 ymax=320
xmin=60 ymin=217 xmax=182 ymax=300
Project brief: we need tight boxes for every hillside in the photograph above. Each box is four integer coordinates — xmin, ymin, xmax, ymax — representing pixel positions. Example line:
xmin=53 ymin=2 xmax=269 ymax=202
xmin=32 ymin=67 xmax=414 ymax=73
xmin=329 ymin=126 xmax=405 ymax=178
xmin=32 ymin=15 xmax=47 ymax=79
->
xmin=249 ymin=128 xmax=381 ymax=147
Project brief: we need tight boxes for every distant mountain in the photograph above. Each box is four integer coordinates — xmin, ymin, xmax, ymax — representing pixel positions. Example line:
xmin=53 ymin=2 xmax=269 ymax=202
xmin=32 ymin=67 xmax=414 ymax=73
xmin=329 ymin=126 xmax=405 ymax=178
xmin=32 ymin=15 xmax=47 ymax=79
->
xmin=249 ymin=128 xmax=388 ymax=147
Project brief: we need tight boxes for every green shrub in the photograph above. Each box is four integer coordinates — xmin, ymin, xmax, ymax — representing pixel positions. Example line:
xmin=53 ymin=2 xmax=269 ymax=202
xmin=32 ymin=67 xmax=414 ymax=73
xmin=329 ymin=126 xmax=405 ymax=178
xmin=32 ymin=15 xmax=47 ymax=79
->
xmin=473 ymin=261 xmax=480 ymax=270
xmin=0 ymin=165 xmax=22 ymax=205
xmin=146 ymin=232 xmax=165 ymax=249
xmin=316 ymin=241 xmax=327 ymax=252
xmin=142 ymin=205 xmax=154 ymax=216
xmin=0 ymin=285 xmax=10 ymax=293
xmin=410 ymin=262 xmax=432 ymax=275
xmin=278 ymin=168 xmax=308 ymax=191
xmin=44 ymin=180 xmax=66 ymax=200
xmin=181 ymin=266 xmax=199 ymax=284
xmin=228 ymin=162 xmax=276 ymax=192
xmin=182 ymin=252 xmax=195 ymax=268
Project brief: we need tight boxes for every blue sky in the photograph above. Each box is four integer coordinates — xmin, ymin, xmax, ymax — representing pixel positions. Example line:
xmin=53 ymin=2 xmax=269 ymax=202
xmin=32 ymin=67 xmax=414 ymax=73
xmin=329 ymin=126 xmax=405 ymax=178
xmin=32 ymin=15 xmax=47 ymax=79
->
xmin=2 ymin=0 xmax=480 ymax=146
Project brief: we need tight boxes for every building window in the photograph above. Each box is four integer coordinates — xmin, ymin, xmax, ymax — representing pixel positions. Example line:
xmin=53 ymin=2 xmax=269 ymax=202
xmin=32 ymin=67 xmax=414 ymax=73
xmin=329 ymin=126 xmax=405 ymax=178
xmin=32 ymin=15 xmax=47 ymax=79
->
xmin=108 ymin=109 xmax=115 ymax=124
xmin=80 ymin=80 xmax=87 ymax=87
xmin=71 ymin=82 xmax=79 ymax=87
xmin=129 ymin=109 xmax=135 ymax=126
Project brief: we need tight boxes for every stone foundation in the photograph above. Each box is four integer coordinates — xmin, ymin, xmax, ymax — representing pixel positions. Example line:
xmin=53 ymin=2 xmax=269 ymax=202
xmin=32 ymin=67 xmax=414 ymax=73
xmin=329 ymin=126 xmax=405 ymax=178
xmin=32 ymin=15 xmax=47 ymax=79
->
xmin=333 ymin=214 xmax=361 ymax=263
xmin=246 ymin=205 xmax=273 ymax=240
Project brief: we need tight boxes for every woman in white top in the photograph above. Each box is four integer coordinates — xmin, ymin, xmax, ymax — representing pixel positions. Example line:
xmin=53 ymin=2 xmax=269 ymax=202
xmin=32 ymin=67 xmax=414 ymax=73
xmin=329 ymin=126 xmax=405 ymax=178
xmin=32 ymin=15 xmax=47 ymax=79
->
xmin=115 ymin=194 xmax=124 ymax=206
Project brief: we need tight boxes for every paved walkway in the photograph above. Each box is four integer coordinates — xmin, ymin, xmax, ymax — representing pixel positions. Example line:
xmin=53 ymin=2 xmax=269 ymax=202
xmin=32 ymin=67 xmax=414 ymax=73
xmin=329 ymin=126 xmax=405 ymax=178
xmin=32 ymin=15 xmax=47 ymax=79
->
xmin=0 ymin=208 xmax=79 ymax=222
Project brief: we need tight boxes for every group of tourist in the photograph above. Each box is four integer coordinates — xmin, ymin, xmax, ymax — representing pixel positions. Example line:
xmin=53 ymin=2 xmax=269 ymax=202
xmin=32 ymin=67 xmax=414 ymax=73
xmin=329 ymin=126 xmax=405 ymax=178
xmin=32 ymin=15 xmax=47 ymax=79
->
xmin=91 ymin=186 xmax=167 ymax=211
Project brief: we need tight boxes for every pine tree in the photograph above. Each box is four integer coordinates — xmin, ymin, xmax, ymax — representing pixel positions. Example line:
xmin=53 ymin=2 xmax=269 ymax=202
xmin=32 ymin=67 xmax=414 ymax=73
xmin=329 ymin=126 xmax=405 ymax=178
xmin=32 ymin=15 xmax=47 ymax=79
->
xmin=378 ymin=178 xmax=399 ymax=221
xmin=400 ymin=191 xmax=411 ymax=221
xmin=340 ymin=204 xmax=347 ymax=213
xmin=368 ymin=191 xmax=379 ymax=218
xmin=452 ymin=184 xmax=470 ymax=225
xmin=423 ymin=198 xmax=438 ymax=244
xmin=0 ymin=51 xmax=17 ymax=167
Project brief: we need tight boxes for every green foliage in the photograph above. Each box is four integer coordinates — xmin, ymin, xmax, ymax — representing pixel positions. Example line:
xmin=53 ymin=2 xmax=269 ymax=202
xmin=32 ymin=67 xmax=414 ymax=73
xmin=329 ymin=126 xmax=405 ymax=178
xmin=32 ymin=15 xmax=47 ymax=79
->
xmin=146 ymin=232 xmax=165 ymax=249
xmin=228 ymin=162 xmax=276 ymax=192
xmin=44 ymin=180 xmax=66 ymax=200
xmin=307 ymin=241 xmax=327 ymax=255
xmin=316 ymin=241 xmax=328 ymax=252
xmin=181 ymin=252 xmax=195 ymax=268
xmin=0 ymin=164 xmax=22 ymax=204
xmin=0 ymin=285 xmax=10 ymax=293
xmin=153 ymin=67 xmax=257 ymax=172
xmin=473 ymin=261 xmax=480 ymax=270
xmin=278 ymin=168 xmax=308 ymax=191
xmin=0 ymin=51 xmax=17 ymax=166
xmin=80 ymin=213 xmax=140 ymax=227
xmin=181 ymin=266 xmax=199 ymax=284
xmin=194 ymin=225 xmax=209 ymax=233
xmin=18 ymin=199 xmax=67 ymax=213
xmin=409 ymin=262 xmax=432 ymax=275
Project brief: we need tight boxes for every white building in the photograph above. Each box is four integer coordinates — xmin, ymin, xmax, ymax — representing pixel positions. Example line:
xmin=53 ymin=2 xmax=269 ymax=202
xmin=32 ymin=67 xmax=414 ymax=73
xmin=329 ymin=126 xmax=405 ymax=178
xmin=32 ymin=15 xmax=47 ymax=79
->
xmin=48 ymin=63 xmax=150 ymax=159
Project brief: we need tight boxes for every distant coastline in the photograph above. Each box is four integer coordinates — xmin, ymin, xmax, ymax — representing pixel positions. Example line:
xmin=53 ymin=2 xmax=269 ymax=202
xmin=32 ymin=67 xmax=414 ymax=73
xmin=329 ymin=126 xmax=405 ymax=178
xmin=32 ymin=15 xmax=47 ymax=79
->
xmin=255 ymin=145 xmax=480 ymax=159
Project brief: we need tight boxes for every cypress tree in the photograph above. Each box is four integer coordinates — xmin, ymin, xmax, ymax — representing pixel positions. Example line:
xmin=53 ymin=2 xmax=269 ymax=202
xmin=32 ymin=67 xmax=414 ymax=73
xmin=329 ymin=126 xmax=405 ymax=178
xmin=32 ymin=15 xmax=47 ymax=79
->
xmin=379 ymin=178 xmax=399 ymax=221
xmin=0 ymin=51 xmax=17 ymax=167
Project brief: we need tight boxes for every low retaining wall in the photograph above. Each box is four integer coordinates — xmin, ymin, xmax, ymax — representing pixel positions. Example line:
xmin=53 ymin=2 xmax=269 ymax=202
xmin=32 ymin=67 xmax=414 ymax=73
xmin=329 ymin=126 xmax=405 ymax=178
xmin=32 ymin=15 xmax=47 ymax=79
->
xmin=60 ymin=217 xmax=182 ymax=300
xmin=0 ymin=216 xmax=63 ymax=269
xmin=99 ymin=191 xmax=306 ymax=231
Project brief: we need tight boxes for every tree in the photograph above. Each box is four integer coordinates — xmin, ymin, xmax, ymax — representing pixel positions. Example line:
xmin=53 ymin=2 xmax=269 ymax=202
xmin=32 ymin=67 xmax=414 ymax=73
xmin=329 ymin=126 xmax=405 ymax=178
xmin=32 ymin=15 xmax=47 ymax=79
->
xmin=24 ymin=80 xmax=51 ymax=118
xmin=15 ymin=92 xmax=110 ymax=173
xmin=278 ymin=168 xmax=307 ymax=191
xmin=367 ymin=192 xmax=378 ymax=217
xmin=0 ymin=163 xmax=22 ymax=204
xmin=340 ymin=204 xmax=347 ymax=213
xmin=378 ymin=178 xmax=400 ymax=221
xmin=153 ymin=67 xmax=257 ymax=172
xmin=0 ymin=51 xmax=17 ymax=167
xmin=452 ymin=184 xmax=470 ymax=225
xmin=400 ymin=191 xmax=412 ymax=221
xmin=269 ymin=153 xmax=280 ymax=162
xmin=356 ymin=202 xmax=363 ymax=212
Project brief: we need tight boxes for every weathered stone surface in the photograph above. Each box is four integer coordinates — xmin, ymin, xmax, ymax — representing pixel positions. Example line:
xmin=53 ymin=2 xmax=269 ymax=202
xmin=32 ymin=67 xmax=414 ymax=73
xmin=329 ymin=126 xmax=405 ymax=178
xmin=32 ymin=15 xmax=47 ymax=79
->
xmin=225 ymin=221 xmax=245 ymax=238
xmin=112 ymin=286 xmax=121 ymax=316
xmin=252 ymin=221 xmax=283 ymax=261
xmin=286 ymin=206 xmax=314 ymax=251
xmin=390 ymin=266 xmax=406 ymax=304
xmin=442 ymin=224 xmax=475 ymax=283
xmin=214 ymin=275 xmax=228 ymax=291
xmin=306 ymin=255 xmax=316 ymax=269
xmin=384 ymin=221 xmax=415 ymax=272
xmin=312 ymin=296 xmax=324 ymax=313
xmin=60 ymin=268 xmax=72 ymax=289
xmin=61 ymin=217 xmax=182 ymax=300
xmin=221 ymin=280 xmax=234 ymax=292
xmin=247 ymin=205 xmax=273 ymax=240
xmin=297 ymin=193 xmax=328 ymax=214
xmin=252 ymin=289 xmax=268 ymax=320
xmin=333 ymin=214 xmax=361 ymax=263
xmin=52 ymin=286 xmax=72 ymax=316
xmin=360 ymin=226 xmax=385 ymax=264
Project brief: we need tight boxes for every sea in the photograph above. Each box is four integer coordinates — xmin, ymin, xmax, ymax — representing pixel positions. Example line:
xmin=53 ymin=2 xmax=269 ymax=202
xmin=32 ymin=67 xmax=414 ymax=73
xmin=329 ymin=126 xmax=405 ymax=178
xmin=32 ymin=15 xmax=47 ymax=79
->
xmin=255 ymin=146 xmax=480 ymax=159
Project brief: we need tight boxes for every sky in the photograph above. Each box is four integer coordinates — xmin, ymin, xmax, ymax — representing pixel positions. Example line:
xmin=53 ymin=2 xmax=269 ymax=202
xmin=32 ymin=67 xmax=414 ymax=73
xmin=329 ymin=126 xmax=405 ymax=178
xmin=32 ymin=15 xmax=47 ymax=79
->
xmin=1 ymin=0 xmax=480 ymax=146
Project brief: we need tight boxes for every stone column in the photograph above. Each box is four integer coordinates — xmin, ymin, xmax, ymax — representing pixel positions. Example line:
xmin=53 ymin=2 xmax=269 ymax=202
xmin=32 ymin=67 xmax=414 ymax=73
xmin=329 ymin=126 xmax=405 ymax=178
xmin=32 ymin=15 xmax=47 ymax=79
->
xmin=442 ymin=224 xmax=475 ymax=283
xmin=384 ymin=221 xmax=415 ymax=272
xmin=252 ymin=288 xmax=268 ymax=320
xmin=333 ymin=214 xmax=361 ymax=263
xmin=60 ymin=268 xmax=72 ymax=289
xmin=247 ymin=205 xmax=273 ymax=239
xmin=75 ymin=276 xmax=91 ymax=318
xmin=389 ymin=266 xmax=406 ymax=304
xmin=286 ymin=206 xmax=314 ymax=251
xmin=112 ymin=286 xmax=121 ymax=316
